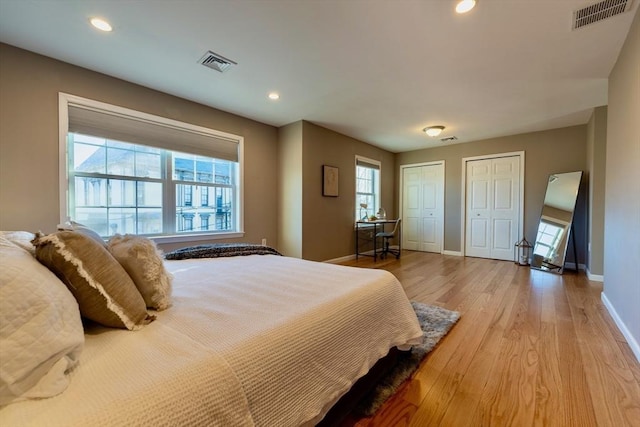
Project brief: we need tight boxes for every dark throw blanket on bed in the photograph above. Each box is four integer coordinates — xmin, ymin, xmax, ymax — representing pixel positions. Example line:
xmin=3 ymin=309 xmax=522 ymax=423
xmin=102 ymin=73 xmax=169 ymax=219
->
xmin=164 ymin=243 xmax=282 ymax=260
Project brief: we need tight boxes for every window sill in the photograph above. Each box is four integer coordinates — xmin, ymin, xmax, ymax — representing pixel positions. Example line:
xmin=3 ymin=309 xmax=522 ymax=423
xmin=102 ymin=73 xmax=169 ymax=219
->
xmin=150 ymin=231 xmax=244 ymax=245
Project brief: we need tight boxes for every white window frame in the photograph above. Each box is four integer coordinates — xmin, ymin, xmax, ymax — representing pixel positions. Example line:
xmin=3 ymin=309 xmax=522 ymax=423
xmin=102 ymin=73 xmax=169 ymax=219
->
xmin=58 ymin=93 xmax=244 ymax=243
xmin=355 ymin=155 xmax=381 ymax=221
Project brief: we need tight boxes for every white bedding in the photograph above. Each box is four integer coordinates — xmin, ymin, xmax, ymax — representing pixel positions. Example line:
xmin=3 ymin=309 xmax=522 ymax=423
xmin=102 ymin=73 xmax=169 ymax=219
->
xmin=1 ymin=255 xmax=422 ymax=426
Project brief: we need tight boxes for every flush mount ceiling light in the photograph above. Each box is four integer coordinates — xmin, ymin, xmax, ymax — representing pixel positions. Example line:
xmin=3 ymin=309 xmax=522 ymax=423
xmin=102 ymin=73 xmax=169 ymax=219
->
xmin=90 ymin=17 xmax=112 ymax=32
xmin=268 ymin=92 xmax=280 ymax=100
xmin=423 ymin=126 xmax=445 ymax=137
xmin=456 ymin=0 xmax=477 ymax=13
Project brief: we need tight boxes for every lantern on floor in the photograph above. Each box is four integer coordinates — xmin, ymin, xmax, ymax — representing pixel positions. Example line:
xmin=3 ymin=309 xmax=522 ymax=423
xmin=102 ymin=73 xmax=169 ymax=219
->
xmin=514 ymin=237 xmax=533 ymax=266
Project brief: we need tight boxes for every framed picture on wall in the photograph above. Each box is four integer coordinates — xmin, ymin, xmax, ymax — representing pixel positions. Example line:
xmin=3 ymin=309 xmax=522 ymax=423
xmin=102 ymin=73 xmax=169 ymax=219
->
xmin=323 ymin=165 xmax=339 ymax=197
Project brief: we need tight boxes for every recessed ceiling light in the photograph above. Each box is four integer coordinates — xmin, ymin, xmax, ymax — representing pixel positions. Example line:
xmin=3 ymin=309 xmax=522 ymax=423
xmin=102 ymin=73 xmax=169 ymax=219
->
xmin=268 ymin=92 xmax=280 ymax=100
xmin=90 ymin=17 xmax=112 ymax=32
xmin=456 ymin=0 xmax=476 ymax=14
xmin=423 ymin=126 xmax=445 ymax=137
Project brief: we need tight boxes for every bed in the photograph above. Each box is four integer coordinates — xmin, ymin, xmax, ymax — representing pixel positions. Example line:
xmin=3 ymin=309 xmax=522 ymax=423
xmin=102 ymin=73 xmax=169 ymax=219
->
xmin=0 ymin=234 xmax=422 ymax=426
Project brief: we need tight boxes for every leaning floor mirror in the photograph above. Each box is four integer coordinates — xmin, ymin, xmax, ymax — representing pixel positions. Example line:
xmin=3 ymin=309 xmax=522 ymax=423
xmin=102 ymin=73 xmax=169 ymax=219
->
xmin=531 ymin=171 xmax=583 ymax=274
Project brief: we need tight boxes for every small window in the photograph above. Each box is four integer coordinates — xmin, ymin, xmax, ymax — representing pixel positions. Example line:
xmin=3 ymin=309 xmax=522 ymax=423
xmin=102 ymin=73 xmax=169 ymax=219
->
xmin=183 ymin=185 xmax=193 ymax=207
xmin=200 ymin=214 xmax=210 ymax=230
xmin=355 ymin=157 xmax=381 ymax=220
xmin=201 ymin=186 xmax=210 ymax=207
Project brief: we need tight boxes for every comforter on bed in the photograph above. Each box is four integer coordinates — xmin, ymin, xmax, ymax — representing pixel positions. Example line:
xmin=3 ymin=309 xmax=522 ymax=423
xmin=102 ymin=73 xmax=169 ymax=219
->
xmin=164 ymin=243 xmax=282 ymax=259
xmin=1 ymin=255 xmax=422 ymax=427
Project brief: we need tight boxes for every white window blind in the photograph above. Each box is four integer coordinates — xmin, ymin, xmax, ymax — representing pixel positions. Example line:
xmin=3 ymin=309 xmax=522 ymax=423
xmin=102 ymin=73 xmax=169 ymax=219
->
xmin=356 ymin=158 xmax=381 ymax=170
xmin=67 ymin=104 xmax=239 ymax=162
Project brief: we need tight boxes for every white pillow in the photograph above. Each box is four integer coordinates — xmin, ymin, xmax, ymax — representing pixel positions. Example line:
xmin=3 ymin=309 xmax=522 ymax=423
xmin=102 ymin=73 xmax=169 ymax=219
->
xmin=0 ymin=237 xmax=84 ymax=405
xmin=0 ymin=230 xmax=36 ymax=256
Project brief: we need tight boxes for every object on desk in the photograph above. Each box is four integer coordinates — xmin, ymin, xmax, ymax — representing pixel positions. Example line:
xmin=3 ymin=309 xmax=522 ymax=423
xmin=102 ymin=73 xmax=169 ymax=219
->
xmin=359 ymin=203 xmax=368 ymax=221
xmin=376 ymin=207 xmax=386 ymax=220
xmin=376 ymin=219 xmax=401 ymax=259
xmin=369 ymin=215 xmax=378 ymax=221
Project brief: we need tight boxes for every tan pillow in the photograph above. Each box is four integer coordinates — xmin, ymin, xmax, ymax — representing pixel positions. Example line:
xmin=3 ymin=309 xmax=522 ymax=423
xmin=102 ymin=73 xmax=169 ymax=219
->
xmin=33 ymin=231 xmax=154 ymax=330
xmin=57 ymin=221 xmax=105 ymax=246
xmin=107 ymin=234 xmax=173 ymax=311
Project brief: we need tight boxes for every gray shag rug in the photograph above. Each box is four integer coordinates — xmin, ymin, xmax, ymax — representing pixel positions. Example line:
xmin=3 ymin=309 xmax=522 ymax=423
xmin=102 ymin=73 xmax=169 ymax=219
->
xmin=356 ymin=301 xmax=460 ymax=416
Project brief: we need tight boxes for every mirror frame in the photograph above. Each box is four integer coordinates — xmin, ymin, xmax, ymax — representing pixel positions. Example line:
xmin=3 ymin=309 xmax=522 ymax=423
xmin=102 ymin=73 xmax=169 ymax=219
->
xmin=530 ymin=171 xmax=583 ymax=274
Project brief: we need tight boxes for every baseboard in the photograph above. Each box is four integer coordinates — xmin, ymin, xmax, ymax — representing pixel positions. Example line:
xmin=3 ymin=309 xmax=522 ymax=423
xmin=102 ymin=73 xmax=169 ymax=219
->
xmin=325 ymin=248 xmax=393 ymax=263
xmin=563 ymin=262 xmax=586 ymax=271
xmin=601 ymin=292 xmax=640 ymax=363
xmin=324 ymin=254 xmax=356 ymax=264
xmin=586 ymin=268 xmax=604 ymax=282
xmin=443 ymin=250 xmax=463 ymax=256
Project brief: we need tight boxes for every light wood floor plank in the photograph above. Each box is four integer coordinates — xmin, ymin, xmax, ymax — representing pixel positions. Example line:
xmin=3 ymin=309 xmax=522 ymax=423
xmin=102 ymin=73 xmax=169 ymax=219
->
xmin=563 ymin=275 xmax=640 ymax=426
xmin=339 ymin=251 xmax=640 ymax=427
xmin=408 ymin=261 xmax=520 ymax=426
xmin=407 ymin=293 xmax=493 ymax=426
xmin=534 ymin=321 xmax=564 ymax=427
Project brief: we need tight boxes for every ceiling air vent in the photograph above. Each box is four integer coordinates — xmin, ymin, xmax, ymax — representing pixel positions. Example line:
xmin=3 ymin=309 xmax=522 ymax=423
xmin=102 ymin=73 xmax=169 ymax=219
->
xmin=440 ymin=136 xmax=458 ymax=142
xmin=198 ymin=51 xmax=237 ymax=72
xmin=573 ymin=0 xmax=634 ymax=30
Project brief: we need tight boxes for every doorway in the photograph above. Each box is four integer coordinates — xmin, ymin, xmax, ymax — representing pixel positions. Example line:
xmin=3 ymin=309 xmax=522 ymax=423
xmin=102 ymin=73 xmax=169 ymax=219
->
xmin=462 ymin=152 xmax=524 ymax=261
xmin=401 ymin=161 xmax=445 ymax=253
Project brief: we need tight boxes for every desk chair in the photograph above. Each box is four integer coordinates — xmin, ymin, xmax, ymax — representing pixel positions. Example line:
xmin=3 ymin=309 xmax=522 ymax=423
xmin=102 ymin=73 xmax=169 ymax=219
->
xmin=376 ymin=219 xmax=401 ymax=259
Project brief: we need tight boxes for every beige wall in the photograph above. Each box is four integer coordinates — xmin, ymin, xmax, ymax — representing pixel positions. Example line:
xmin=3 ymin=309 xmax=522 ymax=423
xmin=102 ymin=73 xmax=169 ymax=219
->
xmin=586 ymin=106 xmax=607 ymax=276
xmin=396 ymin=125 xmax=588 ymax=262
xmin=301 ymin=121 xmax=395 ymax=261
xmin=604 ymin=8 xmax=640 ymax=357
xmin=277 ymin=122 xmax=303 ymax=257
xmin=0 ymin=43 xmax=279 ymax=252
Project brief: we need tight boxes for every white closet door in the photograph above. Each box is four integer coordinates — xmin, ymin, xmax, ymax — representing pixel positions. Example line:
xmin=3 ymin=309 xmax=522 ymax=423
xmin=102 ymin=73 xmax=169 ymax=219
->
xmin=466 ymin=156 xmax=520 ymax=261
xmin=420 ymin=164 xmax=444 ymax=252
xmin=466 ymin=159 xmax=492 ymax=258
xmin=490 ymin=157 xmax=520 ymax=260
xmin=403 ymin=167 xmax=422 ymax=251
xmin=402 ymin=163 xmax=444 ymax=253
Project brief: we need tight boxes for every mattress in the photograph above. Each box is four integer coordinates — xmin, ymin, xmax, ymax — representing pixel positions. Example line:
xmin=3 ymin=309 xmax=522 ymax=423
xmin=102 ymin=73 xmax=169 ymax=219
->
xmin=1 ymin=255 xmax=422 ymax=426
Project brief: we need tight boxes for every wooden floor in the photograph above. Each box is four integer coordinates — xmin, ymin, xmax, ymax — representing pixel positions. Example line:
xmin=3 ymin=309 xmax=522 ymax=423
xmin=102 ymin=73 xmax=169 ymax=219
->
xmin=338 ymin=251 xmax=640 ymax=427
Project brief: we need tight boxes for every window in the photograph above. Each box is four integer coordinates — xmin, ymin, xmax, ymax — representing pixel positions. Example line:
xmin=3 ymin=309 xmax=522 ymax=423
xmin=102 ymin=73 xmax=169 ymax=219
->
xmin=183 ymin=185 xmax=193 ymax=207
xmin=60 ymin=93 xmax=243 ymax=240
xmin=200 ymin=214 xmax=210 ymax=230
xmin=201 ymin=186 xmax=210 ymax=207
xmin=355 ymin=157 xmax=381 ymax=220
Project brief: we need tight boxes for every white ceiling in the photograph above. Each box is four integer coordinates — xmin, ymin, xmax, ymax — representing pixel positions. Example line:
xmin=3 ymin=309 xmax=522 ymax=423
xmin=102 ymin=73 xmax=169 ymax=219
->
xmin=0 ymin=0 xmax=636 ymax=153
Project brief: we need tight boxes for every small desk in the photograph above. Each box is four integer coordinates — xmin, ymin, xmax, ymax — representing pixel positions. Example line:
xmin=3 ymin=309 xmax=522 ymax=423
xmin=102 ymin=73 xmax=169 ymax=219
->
xmin=355 ymin=219 xmax=401 ymax=261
